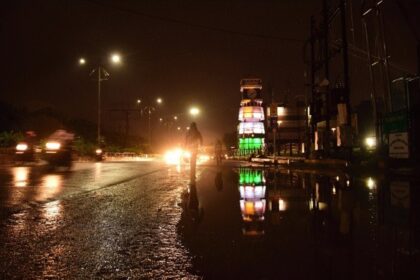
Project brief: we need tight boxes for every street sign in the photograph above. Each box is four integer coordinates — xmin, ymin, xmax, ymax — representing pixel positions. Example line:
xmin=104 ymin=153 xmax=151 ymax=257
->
xmin=389 ymin=132 xmax=409 ymax=158
xmin=383 ymin=110 xmax=408 ymax=134
xmin=391 ymin=77 xmax=408 ymax=112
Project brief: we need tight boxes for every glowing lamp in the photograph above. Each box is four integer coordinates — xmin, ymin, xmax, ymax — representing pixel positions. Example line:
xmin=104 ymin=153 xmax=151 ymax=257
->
xmin=365 ymin=136 xmax=376 ymax=149
xmin=190 ymin=107 xmax=200 ymax=116
xmin=111 ymin=53 xmax=121 ymax=64
xmin=366 ymin=177 xmax=376 ymax=190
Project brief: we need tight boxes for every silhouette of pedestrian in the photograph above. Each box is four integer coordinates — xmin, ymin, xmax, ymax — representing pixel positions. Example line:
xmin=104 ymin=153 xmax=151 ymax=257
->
xmin=214 ymin=139 xmax=223 ymax=166
xmin=185 ymin=122 xmax=203 ymax=182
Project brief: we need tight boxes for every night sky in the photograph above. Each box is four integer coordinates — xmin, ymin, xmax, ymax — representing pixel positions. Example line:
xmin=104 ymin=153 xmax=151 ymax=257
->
xmin=1 ymin=0 xmax=419 ymax=142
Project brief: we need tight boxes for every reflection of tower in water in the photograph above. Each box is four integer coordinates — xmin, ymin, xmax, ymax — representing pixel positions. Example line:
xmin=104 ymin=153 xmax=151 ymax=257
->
xmin=238 ymin=168 xmax=266 ymax=236
xmin=238 ymin=169 xmax=309 ymax=236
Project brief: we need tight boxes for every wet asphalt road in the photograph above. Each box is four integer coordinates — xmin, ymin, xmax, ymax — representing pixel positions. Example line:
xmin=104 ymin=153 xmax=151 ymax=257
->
xmin=0 ymin=161 xmax=197 ymax=279
xmin=0 ymin=160 xmax=419 ymax=279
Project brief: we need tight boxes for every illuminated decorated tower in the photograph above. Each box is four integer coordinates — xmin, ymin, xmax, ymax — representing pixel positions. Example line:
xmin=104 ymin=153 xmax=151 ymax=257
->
xmin=238 ymin=78 xmax=265 ymax=156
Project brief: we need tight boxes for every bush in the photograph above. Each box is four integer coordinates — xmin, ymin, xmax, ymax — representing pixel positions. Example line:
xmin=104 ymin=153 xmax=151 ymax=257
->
xmin=0 ymin=131 xmax=24 ymax=147
xmin=73 ymin=137 xmax=96 ymax=157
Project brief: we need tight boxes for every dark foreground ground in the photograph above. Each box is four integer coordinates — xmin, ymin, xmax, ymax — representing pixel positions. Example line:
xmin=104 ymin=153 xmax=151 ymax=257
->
xmin=0 ymin=160 xmax=419 ymax=279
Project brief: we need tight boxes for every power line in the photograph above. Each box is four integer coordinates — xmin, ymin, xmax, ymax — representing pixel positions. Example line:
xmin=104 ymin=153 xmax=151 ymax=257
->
xmin=81 ymin=0 xmax=304 ymax=43
xmin=331 ymin=40 xmax=414 ymax=74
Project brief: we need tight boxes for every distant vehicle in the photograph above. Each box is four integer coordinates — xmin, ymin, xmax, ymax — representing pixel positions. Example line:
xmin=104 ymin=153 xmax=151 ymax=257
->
xmin=43 ymin=140 xmax=73 ymax=170
xmin=14 ymin=142 xmax=36 ymax=163
xmin=14 ymin=131 xmax=39 ymax=164
xmin=164 ymin=148 xmax=210 ymax=165
xmin=95 ymin=148 xmax=104 ymax=161
xmin=43 ymin=130 xmax=74 ymax=170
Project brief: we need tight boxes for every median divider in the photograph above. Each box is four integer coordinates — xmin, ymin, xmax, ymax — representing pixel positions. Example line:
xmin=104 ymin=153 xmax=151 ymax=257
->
xmin=250 ymin=155 xmax=348 ymax=170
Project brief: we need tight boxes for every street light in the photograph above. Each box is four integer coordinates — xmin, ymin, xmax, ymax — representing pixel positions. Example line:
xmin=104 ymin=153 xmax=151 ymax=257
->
xmin=136 ymin=97 xmax=163 ymax=148
xmin=365 ymin=136 xmax=376 ymax=149
xmin=79 ymin=53 xmax=121 ymax=145
xmin=173 ymin=116 xmax=178 ymax=120
xmin=366 ymin=177 xmax=376 ymax=190
xmin=111 ymin=53 xmax=121 ymax=64
xmin=189 ymin=107 xmax=200 ymax=116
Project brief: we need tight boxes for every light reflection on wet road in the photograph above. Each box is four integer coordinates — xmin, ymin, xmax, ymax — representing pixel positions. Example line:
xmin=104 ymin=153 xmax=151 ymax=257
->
xmin=0 ymin=161 xmax=419 ymax=279
xmin=179 ymin=165 xmax=420 ymax=279
xmin=0 ymin=162 xmax=168 ymax=216
xmin=0 ymin=161 xmax=198 ymax=279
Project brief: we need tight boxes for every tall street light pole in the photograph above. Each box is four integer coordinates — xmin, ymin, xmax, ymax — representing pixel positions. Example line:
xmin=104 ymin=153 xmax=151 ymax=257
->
xmin=97 ymin=68 xmax=101 ymax=145
xmin=144 ymin=106 xmax=155 ymax=146
xmin=96 ymin=66 xmax=109 ymax=145
xmin=79 ymin=53 xmax=121 ymax=146
xmin=137 ymin=97 xmax=163 ymax=148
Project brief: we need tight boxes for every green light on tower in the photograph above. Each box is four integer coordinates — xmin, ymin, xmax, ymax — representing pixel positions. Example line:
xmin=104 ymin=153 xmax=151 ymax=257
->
xmin=239 ymin=137 xmax=264 ymax=150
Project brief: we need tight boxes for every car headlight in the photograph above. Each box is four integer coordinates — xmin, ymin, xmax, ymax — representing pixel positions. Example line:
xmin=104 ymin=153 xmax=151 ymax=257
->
xmin=164 ymin=149 xmax=183 ymax=164
xmin=16 ymin=143 xmax=28 ymax=151
xmin=46 ymin=142 xmax=61 ymax=150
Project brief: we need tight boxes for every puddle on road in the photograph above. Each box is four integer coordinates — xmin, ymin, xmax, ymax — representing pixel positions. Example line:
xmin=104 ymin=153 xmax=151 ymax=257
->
xmin=1 ymin=163 xmax=418 ymax=279
xmin=36 ymin=174 xmax=63 ymax=201
xmin=2 ymin=167 xmax=66 ymax=209
xmin=178 ymin=167 xmax=420 ymax=279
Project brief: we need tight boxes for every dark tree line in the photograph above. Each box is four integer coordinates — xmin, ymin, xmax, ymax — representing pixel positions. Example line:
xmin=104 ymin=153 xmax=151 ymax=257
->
xmin=0 ymin=101 xmax=146 ymax=152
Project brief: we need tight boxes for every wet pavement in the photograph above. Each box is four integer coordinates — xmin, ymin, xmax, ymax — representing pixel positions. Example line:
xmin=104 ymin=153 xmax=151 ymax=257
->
xmin=0 ymin=161 xmax=195 ymax=279
xmin=0 ymin=160 xmax=419 ymax=279
xmin=179 ymin=165 xmax=420 ymax=279
xmin=0 ymin=162 xmax=168 ymax=221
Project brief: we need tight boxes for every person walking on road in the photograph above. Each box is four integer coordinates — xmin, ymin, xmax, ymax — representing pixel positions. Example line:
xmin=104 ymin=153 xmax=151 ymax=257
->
xmin=185 ymin=122 xmax=203 ymax=181
xmin=214 ymin=139 xmax=223 ymax=166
